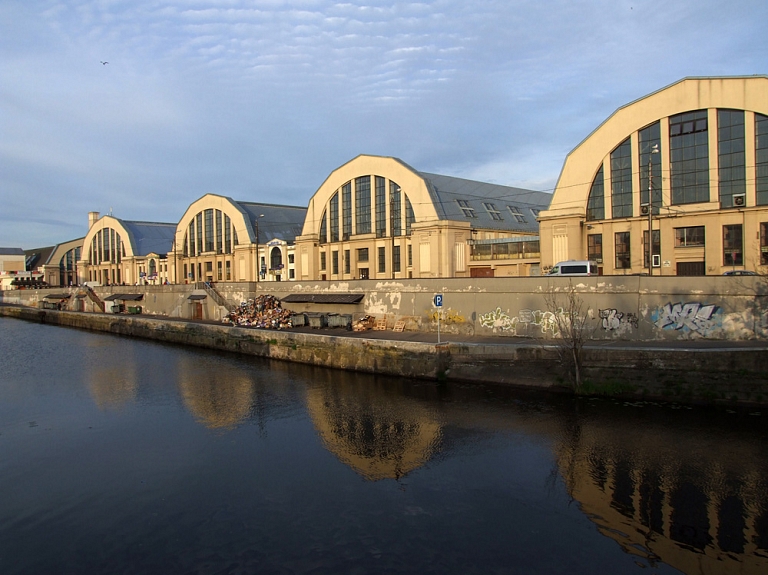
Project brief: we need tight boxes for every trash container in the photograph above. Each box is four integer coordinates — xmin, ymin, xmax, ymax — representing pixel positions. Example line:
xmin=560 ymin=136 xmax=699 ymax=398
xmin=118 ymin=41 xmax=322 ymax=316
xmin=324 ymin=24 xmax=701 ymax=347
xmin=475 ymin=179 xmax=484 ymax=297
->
xmin=307 ymin=313 xmax=327 ymax=328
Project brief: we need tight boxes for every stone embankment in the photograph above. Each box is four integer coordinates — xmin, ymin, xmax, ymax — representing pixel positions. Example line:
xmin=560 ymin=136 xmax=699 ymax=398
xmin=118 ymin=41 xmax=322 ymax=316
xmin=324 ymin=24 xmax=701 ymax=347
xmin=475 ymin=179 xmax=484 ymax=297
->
xmin=2 ymin=304 xmax=768 ymax=405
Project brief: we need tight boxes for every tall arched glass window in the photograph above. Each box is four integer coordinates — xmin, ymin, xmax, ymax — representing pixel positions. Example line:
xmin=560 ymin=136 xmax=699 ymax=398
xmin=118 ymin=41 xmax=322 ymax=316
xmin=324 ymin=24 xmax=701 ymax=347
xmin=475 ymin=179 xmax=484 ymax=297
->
xmin=390 ymin=182 xmax=402 ymax=236
xmin=611 ymin=138 xmax=633 ymax=218
xmin=586 ymin=166 xmax=605 ymax=221
xmin=670 ymin=109 xmax=709 ymax=205
xmin=329 ymin=193 xmax=339 ymax=242
xmin=639 ymin=122 xmax=662 ymax=212
xmin=757 ymin=113 xmax=768 ymax=205
xmin=319 ymin=209 xmax=328 ymax=244
xmin=375 ymin=176 xmax=386 ymax=237
xmin=405 ymin=196 xmax=415 ymax=236
xmin=355 ymin=176 xmax=371 ymax=235
xmin=342 ymin=182 xmax=352 ymax=240
xmin=718 ymin=109 xmax=746 ymax=207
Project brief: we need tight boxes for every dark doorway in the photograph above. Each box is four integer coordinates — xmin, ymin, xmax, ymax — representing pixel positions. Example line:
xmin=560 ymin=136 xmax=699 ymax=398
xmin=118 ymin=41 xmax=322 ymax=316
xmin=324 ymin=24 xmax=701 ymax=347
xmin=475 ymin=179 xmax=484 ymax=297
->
xmin=677 ymin=261 xmax=706 ymax=276
xmin=470 ymin=267 xmax=494 ymax=278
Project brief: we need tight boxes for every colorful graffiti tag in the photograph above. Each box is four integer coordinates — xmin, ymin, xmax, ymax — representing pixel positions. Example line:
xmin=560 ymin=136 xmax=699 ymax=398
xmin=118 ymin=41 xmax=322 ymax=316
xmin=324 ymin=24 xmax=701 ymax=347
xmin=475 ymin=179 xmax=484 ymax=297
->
xmin=652 ymin=302 xmax=721 ymax=336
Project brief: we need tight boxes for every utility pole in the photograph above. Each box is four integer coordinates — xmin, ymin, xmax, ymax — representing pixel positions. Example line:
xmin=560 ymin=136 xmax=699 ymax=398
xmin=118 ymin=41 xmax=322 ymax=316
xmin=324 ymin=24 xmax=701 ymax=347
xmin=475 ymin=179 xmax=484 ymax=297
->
xmin=648 ymin=144 xmax=659 ymax=276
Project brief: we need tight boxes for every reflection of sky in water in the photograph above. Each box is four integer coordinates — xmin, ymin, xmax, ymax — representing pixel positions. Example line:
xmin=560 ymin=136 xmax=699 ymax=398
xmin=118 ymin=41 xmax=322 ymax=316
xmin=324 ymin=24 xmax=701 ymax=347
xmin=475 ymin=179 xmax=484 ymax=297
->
xmin=0 ymin=318 xmax=767 ymax=574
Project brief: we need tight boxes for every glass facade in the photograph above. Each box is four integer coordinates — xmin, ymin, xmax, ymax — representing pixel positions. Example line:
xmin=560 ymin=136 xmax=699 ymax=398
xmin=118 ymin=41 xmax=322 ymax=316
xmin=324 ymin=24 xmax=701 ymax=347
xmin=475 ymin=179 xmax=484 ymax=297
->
xmin=586 ymin=166 xmax=605 ymax=221
xmin=611 ymin=138 xmax=633 ymax=218
xmin=375 ymin=176 xmax=386 ymax=238
xmin=587 ymin=234 xmax=602 ymax=264
xmin=390 ymin=182 xmax=402 ymax=237
xmin=204 ymin=209 xmax=214 ymax=252
xmin=342 ymin=182 xmax=352 ymax=240
xmin=355 ymin=176 xmax=371 ymax=235
xmin=215 ymin=210 xmax=222 ymax=254
xmin=330 ymin=193 xmax=339 ymax=243
xmin=723 ymin=224 xmax=743 ymax=266
xmin=615 ymin=232 xmax=630 ymax=269
xmin=319 ymin=210 xmax=327 ymax=244
xmin=756 ymin=114 xmax=768 ymax=205
xmin=507 ymin=206 xmax=526 ymax=223
xmin=674 ymin=226 xmax=705 ymax=247
xmin=670 ymin=110 xmax=709 ymax=205
xmin=406 ymin=197 xmax=415 ymax=236
xmin=718 ymin=110 xmax=746 ymax=208
xmin=639 ymin=121 xmax=662 ymax=213
xmin=642 ymin=230 xmax=661 ymax=269
xmin=224 ymin=215 xmax=231 ymax=254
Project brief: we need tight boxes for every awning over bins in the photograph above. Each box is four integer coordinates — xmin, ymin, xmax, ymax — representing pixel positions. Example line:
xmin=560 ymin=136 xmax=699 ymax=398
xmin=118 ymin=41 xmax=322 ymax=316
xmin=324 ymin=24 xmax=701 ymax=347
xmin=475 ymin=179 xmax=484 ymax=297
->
xmin=43 ymin=293 xmax=71 ymax=300
xmin=280 ymin=294 xmax=364 ymax=304
xmin=104 ymin=294 xmax=144 ymax=301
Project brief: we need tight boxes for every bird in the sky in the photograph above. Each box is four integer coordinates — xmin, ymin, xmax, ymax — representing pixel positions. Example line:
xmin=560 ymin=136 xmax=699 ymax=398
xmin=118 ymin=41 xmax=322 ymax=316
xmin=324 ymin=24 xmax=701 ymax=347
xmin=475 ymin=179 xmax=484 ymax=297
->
xmin=100 ymin=61 xmax=108 ymax=65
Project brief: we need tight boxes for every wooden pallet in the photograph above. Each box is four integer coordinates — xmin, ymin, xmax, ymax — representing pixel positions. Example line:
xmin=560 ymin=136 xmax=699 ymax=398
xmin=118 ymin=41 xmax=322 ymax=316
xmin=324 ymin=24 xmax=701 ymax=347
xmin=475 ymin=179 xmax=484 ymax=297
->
xmin=392 ymin=320 xmax=405 ymax=332
xmin=373 ymin=318 xmax=388 ymax=331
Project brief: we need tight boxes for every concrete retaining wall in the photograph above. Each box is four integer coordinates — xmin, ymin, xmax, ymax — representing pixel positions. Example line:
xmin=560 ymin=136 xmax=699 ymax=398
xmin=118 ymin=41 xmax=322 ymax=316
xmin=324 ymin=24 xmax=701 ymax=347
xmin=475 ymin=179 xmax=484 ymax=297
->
xmin=3 ymin=275 xmax=768 ymax=341
xmin=3 ymin=305 xmax=768 ymax=405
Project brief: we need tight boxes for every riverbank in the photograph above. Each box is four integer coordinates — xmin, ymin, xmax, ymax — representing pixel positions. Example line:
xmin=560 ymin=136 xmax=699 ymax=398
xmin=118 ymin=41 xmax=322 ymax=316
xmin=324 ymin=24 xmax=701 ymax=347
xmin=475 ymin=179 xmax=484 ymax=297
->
xmin=2 ymin=304 xmax=768 ymax=405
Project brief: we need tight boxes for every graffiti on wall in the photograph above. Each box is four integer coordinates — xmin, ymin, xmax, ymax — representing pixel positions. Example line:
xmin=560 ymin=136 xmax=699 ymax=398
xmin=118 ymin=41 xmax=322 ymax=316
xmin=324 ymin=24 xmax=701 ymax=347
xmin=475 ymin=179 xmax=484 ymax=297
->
xmin=479 ymin=307 xmax=560 ymax=336
xmin=652 ymin=302 xmax=721 ymax=336
xmin=599 ymin=309 xmax=639 ymax=333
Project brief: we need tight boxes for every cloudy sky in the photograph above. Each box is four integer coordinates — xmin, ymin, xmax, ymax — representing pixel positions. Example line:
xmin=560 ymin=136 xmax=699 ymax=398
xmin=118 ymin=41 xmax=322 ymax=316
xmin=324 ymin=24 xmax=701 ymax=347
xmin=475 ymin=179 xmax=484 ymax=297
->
xmin=2 ymin=0 xmax=767 ymax=249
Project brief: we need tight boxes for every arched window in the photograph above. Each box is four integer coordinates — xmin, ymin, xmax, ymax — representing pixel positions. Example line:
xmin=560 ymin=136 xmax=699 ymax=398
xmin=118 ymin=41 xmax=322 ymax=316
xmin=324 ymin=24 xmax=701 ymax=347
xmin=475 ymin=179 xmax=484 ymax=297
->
xmin=611 ymin=138 xmax=633 ymax=218
xmin=270 ymin=247 xmax=283 ymax=270
xmin=586 ymin=166 xmax=605 ymax=221
xmin=319 ymin=210 xmax=327 ymax=244
xmin=149 ymin=259 xmax=157 ymax=277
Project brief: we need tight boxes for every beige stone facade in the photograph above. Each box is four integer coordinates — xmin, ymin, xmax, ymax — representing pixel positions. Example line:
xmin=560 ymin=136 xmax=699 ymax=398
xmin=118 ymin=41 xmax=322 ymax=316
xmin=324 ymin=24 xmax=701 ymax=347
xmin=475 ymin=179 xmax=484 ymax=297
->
xmin=539 ymin=76 xmax=768 ymax=275
xmin=295 ymin=155 xmax=548 ymax=280
xmin=78 ymin=212 xmax=176 ymax=286
xmin=170 ymin=193 xmax=306 ymax=284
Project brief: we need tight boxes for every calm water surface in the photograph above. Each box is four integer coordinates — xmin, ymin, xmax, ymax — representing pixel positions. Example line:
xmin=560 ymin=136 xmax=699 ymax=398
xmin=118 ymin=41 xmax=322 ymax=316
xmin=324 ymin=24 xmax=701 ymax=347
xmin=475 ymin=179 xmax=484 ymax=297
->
xmin=1 ymin=318 xmax=767 ymax=575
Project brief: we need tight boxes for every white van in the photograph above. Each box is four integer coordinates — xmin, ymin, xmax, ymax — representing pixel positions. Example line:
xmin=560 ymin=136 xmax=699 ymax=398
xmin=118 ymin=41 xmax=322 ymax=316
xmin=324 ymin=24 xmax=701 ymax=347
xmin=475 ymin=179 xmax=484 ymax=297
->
xmin=546 ymin=260 xmax=599 ymax=276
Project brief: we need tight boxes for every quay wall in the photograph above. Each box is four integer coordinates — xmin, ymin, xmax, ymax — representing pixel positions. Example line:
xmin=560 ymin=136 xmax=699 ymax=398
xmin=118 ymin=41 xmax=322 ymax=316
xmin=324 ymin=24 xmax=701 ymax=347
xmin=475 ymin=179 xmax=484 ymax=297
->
xmin=3 ymin=276 xmax=768 ymax=341
xmin=2 ymin=305 xmax=768 ymax=405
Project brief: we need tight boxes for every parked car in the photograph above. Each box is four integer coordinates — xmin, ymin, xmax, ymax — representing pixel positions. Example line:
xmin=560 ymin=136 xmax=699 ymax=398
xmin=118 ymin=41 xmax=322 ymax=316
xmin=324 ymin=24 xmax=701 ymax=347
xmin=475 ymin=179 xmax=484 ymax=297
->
xmin=546 ymin=260 xmax=599 ymax=276
xmin=723 ymin=270 xmax=758 ymax=276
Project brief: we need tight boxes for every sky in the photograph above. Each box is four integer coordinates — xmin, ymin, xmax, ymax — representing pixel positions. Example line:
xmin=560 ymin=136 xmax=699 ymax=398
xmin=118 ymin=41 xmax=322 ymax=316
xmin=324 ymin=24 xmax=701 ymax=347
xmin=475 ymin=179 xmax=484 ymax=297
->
xmin=2 ymin=0 xmax=767 ymax=249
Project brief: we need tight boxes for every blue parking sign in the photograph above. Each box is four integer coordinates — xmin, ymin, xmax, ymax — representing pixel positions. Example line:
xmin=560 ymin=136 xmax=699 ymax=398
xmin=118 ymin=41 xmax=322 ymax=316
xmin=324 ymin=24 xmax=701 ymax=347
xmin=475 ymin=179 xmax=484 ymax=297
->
xmin=433 ymin=294 xmax=443 ymax=307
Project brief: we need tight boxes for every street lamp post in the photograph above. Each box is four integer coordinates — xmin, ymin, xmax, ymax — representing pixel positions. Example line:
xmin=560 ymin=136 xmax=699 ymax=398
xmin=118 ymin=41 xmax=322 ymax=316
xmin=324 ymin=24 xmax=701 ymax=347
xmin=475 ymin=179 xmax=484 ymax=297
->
xmin=255 ymin=214 xmax=264 ymax=283
xmin=647 ymin=144 xmax=659 ymax=276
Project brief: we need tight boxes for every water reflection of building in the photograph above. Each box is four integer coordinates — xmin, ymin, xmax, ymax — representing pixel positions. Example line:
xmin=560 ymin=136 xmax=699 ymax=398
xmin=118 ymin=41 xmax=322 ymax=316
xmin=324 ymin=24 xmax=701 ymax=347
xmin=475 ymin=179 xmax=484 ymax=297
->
xmin=177 ymin=357 xmax=255 ymax=429
xmin=305 ymin=373 xmax=442 ymax=481
xmin=88 ymin=359 xmax=138 ymax=408
xmin=555 ymin=413 xmax=768 ymax=574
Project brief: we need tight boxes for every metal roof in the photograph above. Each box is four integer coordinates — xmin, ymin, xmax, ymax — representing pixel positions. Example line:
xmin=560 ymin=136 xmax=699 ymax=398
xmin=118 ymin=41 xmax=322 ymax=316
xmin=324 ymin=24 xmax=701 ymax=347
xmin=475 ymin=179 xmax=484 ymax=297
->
xmin=418 ymin=172 xmax=551 ymax=234
xmin=236 ymin=202 xmax=307 ymax=243
xmin=281 ymin=293 xmax=365 ymax=304
xmin=120 ymin=221 xmax=176 ymax=256
xmin=104 ymin=293 xmax=144 ymax=301
xmin=0 ymin=247 xmax=25 ymax=256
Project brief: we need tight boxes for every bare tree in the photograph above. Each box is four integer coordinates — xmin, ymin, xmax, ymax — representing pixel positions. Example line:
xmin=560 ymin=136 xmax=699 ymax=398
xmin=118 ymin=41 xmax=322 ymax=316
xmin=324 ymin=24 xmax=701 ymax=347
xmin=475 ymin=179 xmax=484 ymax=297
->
xmin=543 ymin=280 xmax=591 ymax=389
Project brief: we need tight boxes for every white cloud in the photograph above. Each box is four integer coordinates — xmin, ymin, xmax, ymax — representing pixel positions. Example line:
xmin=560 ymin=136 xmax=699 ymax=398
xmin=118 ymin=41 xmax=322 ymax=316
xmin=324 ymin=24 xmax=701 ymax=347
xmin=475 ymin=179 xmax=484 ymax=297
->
xmin=1 ymin=0 xmax=768 ymax=247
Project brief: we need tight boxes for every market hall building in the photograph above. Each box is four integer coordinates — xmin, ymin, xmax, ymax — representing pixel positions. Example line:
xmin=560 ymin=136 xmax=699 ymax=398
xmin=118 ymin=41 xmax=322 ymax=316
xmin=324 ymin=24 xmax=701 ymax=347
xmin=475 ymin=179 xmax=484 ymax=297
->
xmin=538 ymin=76 xmax=768 ymax=276
xmin=78 ymin=212 xmax=176 ymax=286
xmin=295 ymin=155 xmax=549 ymax=280
xmin=170 ymin=194 xmax=307 ymax=283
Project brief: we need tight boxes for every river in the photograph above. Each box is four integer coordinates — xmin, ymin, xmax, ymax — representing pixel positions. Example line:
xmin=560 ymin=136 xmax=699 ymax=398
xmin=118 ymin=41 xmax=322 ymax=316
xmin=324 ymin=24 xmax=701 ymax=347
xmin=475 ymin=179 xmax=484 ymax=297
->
xmin=0 ymin=317 xmax=766 ymax=574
